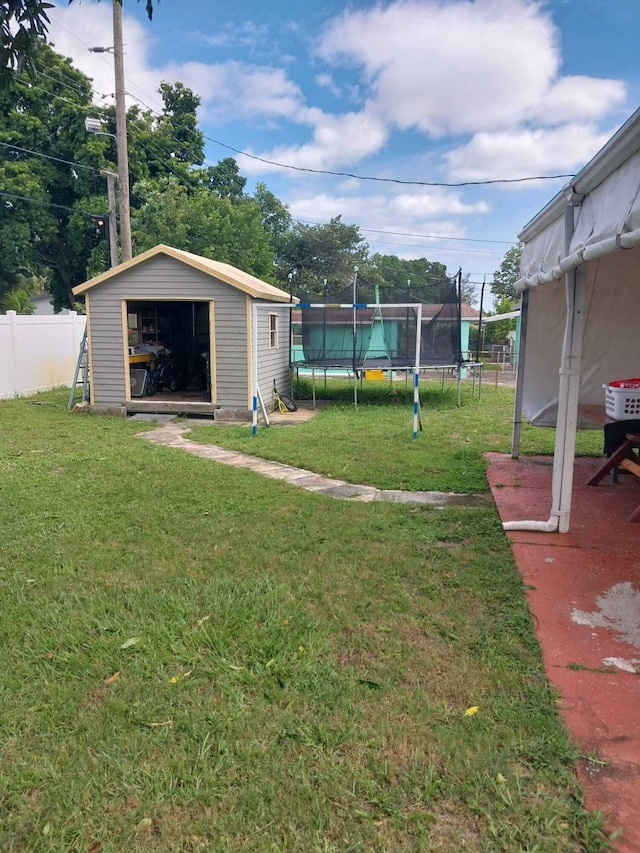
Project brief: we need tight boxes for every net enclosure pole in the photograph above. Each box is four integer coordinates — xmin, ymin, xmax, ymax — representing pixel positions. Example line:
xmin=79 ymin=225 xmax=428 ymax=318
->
xmin=352 ymin=267 xmax=358 ymax=410
xmin=413 ymin=303 xmax=422 ymax=439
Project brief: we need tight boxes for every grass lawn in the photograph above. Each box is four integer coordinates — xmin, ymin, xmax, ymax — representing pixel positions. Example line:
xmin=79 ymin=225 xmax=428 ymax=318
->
xmin=188 ymin=379 xmax=603 ymax=494
xmin=0 ymin=386 xmax=611 ymax=852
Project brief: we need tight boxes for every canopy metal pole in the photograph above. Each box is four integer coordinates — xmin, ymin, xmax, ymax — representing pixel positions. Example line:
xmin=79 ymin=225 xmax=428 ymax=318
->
xmin=552 ymin=264 xmax=586 ymax=532
xmin=511 ymin=288 xmax=529 ymax=458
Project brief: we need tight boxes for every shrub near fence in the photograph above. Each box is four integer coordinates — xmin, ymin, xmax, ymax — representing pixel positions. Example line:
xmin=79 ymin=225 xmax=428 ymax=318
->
xmin=0 ymin=310 xmax=86 ymax=400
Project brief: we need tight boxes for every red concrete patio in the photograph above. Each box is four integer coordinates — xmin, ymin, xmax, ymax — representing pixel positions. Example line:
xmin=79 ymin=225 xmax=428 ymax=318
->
xmin=486 ymin=452 xmax=640 ymax=852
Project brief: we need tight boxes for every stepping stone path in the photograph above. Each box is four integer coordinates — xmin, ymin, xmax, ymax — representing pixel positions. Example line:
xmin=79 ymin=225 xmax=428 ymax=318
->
xmin=139 ymin=421 xmax=490 ymax=508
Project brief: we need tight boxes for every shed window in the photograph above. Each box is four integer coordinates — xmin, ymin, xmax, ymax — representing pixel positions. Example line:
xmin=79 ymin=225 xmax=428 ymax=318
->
xmin=269 ymin=313 xmax=279 ymax=350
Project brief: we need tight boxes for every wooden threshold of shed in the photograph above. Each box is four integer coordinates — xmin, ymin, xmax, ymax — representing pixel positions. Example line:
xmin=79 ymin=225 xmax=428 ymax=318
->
xmin=125 ymin=400 xmax=220 ymax=416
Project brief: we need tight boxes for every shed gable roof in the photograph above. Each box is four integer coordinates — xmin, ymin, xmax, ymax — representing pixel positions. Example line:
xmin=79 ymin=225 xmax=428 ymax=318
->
xmin=72 ymin=244 xmax=296 ymax=303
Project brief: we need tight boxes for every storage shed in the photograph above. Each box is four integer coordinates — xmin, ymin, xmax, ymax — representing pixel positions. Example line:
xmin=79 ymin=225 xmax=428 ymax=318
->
xmin=72 ymin=245 xmax=296 ymax=419
xmin=508 ymin=106 xmax=640 ymax=533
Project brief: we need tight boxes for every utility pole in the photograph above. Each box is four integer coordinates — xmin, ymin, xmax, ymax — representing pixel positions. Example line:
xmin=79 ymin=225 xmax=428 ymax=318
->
xmin=112 ymin=0 xmax=132 ymax=261
xmin=103 ymin=170 xmax=119 ymax=267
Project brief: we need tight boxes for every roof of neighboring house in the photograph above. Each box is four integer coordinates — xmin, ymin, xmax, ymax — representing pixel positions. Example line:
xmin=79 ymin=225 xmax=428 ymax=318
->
xmin=72 ymin=244 xmax=297 ymax=303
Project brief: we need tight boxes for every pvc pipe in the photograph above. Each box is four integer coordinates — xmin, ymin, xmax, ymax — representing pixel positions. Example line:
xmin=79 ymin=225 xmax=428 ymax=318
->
xmin=515 ymin=223 xmax=640 ymax=292
xmin=503 ymin=518 xmax=559 ymax=532
xmin=257 ymin=385 xmax=269 ymax=427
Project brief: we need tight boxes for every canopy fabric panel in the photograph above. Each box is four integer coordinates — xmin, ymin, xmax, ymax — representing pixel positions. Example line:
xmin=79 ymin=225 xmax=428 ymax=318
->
xmin=521 ymin=246 xmax=640 ymax=426
xmin=516 ymin=147 xmax=640 ymax=292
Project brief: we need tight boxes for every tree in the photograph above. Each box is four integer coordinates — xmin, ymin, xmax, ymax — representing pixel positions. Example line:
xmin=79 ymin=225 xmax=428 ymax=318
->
xmin=0 ymin=42 xmax=214 ymax=309
xmin=482 ymin=294 xmax=518 ymax=346
xmin=252 ymin=181 xmax=291 ymax=243
xmin=458 ymin=272 xmax=477 ymax=306
xmin=368 ymin=254 xmax=454 ymax=303
xmin=275 ymin=216 xmax=369 ymax=297
xmin=491 ymin=244 xmax=522 ymax=302
xmin=87 ymin=82 xmax=205 ymax=193
xmin=0 ymin=41 xmax=102 ymax=308
xmin=131 ymin=178 xmax=276 ymax=280
xmin=0 ymin=0 xmax=155 ymax=87
xmin=156 ymin=82 xmax=204 ymax=170
xmin=0 ymin=0 xmax=53 ymax=84
xmin=198 ymin=157 xmax=246 ymax=200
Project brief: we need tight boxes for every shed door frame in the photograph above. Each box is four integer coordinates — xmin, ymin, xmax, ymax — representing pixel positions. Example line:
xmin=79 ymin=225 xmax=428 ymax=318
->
xmin=120 ymin=297 xmax=216 ymax=402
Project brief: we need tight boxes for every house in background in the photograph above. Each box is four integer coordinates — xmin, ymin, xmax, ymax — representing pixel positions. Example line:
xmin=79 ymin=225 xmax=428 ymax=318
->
xmin=72 ymin=244 xmax=296 ymax=419
xmin=29 ymin=294 xmax=72 ymax=316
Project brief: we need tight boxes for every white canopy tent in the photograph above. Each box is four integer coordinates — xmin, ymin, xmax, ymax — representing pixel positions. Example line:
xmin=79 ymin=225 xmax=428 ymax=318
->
xmin=509 ymin=107 xmax=640 ymax=533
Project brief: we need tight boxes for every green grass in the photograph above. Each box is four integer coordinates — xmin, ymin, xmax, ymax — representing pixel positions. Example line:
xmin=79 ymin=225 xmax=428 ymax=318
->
xmin=187 ymin=380 xmax=603 ymax=494
xmin=0 ymin=388 xmax=612 ymax=852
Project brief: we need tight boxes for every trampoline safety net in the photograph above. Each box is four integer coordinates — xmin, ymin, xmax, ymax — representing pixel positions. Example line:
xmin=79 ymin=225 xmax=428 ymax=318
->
xmin=297 ymin=279 xmax=462 ymax=370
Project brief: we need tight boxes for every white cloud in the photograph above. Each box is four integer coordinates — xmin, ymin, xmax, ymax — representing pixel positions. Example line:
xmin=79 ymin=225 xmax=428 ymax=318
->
xmin=187 ymin=22 xmax=269 ymax=51
xmin=317 ymin=0 xmax=625 ymax=137
xmin=287 ymin=189 xmax=487 ymax=235
xmin=238 ymin=110 xmax=389 ymax=174
xmin=526 ymin=75 xmax=626 ymax=125
xmin=43 ymin=0 xmax=630 ymax=261
xmin=445 ymin=124 xmax=614 ymax=181
xmin=160 ymin=61 xmax=307 ymax=124
xmin=315 ymin=73 xmax=342 ymax=98
xmin=47 ymin=3 xmax=306 ymax=123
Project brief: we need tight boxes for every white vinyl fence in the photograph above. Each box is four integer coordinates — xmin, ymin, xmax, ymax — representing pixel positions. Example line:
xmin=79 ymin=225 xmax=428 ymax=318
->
xmin=0 ymin=310 xmax=86 ymax=400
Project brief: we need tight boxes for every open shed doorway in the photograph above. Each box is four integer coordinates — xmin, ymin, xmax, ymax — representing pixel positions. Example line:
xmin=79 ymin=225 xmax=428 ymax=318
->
xmin=125 ymin=300 xmax=212 ymax=407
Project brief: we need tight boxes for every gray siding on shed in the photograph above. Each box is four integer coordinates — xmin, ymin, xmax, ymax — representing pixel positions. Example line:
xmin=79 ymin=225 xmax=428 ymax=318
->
xmin=255 ymin=303 xmax=292 ymax=407
xmin=87 ymin=254 xmax=250 ymax=408
xmin=213 ymin=293 xmax=249 ymax=410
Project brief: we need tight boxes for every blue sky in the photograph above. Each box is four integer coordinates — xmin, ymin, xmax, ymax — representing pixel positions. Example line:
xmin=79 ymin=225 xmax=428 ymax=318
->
xmin=46 ymin=0 xmax=640 ymax=295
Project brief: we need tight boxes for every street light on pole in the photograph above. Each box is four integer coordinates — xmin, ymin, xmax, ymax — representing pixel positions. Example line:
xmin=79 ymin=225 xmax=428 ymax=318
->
xmin=88 ymin=0 xmax=132 ymax=262
xmin=85 ymin=118 xmax=119 ymax=267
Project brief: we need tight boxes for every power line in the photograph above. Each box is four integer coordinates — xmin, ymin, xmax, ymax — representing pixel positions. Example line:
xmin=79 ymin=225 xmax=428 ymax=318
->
xmin=49 ymin=15 xmax=165 ymax=113
xmin=40 ymin=23 xmax=573 ymax=190
xmin=8 ymin=59 xmax=520 ymax=257
xmin=353 ymin=227 xmax=513 ymax=245
xmin=0 ymin=191 xmax=104 ymax=217
xmin=202 ymin=135 xmax=575 ymax=187
xmin=294 ymin=218 xmax=515 ymax=245
xmin=30 ymin=66 xmax=534 ymax=235
xmin=362 ymin=237 xmax=505 ymax=255
xmin=0 ymin=141 xmax=105 ymax=174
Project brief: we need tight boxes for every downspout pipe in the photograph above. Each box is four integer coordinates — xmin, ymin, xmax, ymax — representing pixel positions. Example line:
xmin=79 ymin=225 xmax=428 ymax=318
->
xmin=504 ymin=188 xmax=585 ymax=533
